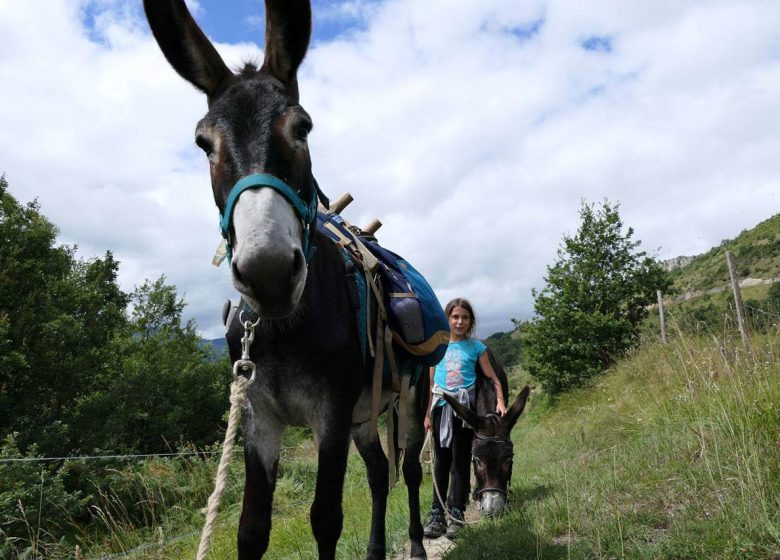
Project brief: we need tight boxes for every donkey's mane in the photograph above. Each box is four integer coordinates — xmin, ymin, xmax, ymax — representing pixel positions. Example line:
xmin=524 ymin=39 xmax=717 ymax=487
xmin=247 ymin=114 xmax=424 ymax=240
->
xmin=238 ymin=61 xmax=262 ymax=76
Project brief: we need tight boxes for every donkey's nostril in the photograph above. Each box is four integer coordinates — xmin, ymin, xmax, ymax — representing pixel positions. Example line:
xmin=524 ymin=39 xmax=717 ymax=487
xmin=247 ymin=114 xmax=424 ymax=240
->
xmin=291 ymin=249 xmax=304 ymax=278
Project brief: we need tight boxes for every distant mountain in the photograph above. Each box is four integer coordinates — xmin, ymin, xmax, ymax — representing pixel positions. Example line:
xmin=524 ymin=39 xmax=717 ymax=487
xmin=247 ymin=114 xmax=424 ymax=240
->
xmin=200 ymin=337 xmax=228 ymax=357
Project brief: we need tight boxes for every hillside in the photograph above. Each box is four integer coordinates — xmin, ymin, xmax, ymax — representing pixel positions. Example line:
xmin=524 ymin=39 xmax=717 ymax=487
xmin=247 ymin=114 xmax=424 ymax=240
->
xmin=446 ymin=331 xmax=780 ymax=560
xmin=201 ymin=337 xmax=228 ymax=356
xmin=669 ymin=213 xmax=780 ymax=295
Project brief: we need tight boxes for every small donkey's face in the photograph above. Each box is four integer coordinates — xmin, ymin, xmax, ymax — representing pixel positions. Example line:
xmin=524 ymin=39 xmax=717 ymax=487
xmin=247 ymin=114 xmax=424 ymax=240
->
xmin=145 ymin=0 xmax=315 ymax=318
xmin=443 ymin=386 xmax=530 ymax=516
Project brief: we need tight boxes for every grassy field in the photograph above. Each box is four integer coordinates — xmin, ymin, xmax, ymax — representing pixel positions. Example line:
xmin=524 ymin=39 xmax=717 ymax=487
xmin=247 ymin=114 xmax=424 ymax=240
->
xmin=68 ymin=428 xmax=435 ymax=559
xmin=447 ymin=329 xmax=780 ymax=559
xmin=55 ymin=324 xmax=779 ymax=559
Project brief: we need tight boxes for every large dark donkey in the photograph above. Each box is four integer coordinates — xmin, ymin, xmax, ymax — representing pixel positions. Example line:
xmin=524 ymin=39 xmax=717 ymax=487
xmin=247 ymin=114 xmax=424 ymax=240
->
xmin=144 ymin=1 xmax=429 ymax=558
xmin=443 ymin=352 xmax=530 ymax=516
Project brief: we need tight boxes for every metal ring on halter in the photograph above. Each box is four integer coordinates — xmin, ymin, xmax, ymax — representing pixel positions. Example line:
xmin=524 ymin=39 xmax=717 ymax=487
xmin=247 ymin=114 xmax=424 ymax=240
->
xmin=239 ymin=308 xmax=261 ymax=328
xmin=233 ymin=358 xmax=256 ymax=385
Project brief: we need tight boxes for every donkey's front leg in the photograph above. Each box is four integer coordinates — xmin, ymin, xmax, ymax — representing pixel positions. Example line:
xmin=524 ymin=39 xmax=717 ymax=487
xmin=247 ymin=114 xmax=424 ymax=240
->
xmin=403 ymin=387 xmax=428 ymax=560
xmin=352 ymin=422 xmax=389 ymax=560
xmin=238 ymin=412 xmax=284 ymax=560
xmin=311 ymin=420 xmax=352 ymax=560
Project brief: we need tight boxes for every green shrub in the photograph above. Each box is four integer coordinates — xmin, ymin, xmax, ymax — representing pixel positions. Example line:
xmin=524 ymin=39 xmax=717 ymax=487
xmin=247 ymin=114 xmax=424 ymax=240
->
xmin=0 ymin=435 xmax=85 ymax=559
xmin=524 ymin=200 xmax=671 ymax=395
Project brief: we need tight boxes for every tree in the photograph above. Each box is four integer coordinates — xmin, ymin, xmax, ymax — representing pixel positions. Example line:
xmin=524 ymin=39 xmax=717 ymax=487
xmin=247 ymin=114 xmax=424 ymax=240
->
xmin=0 ymin=177 xmax=228 ymax=455
xmin=0 ymin=177 xmax=129 ymax=455
xmin=524 ymin=200 xmax=672 ymax=394
xmin=70 ymin=276 xmax=230 ymax=453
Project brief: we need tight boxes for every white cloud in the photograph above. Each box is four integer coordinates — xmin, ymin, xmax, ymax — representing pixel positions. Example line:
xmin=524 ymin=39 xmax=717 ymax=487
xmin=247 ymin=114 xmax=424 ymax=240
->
xmin=2 ymin=0 xmax=779 ymax=339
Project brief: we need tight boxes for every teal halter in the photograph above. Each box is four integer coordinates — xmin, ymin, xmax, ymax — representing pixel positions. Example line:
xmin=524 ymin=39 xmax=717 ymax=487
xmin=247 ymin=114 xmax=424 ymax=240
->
xmin=219 ymin=173 xmax=319 ymax=265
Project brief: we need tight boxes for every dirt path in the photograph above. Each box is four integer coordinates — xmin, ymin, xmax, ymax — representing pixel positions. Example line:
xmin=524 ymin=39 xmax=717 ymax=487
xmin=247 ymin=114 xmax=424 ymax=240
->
xmin=391 ymin=506 xmax=480 ymax=560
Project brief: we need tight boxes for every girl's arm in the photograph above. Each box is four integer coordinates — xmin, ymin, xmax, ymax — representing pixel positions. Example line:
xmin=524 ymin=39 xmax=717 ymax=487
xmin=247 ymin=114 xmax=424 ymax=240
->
xmin=424 ymin=366 xmax=435 ymax=432
xmin=477 ymin=352 xmax=506 ymax=415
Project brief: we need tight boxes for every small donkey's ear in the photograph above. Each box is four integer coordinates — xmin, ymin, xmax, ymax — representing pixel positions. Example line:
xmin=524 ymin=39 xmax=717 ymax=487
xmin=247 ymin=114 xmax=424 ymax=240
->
xmin=502 ymin=386 xmax=530 ymax=432
xmin=261 ymin=0 xmax=311 ymax=100
xmin=144 ymin=0 xmax=232 ymax=97
xmin=441 ymin=393 xmax=484 ymax=431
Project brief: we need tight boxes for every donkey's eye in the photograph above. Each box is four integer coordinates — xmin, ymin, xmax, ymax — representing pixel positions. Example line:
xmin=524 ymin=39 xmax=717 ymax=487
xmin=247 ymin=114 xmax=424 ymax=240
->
xmin=294 ymin=121 xmax=311 ymax=141
xmin=195 ymin=134 xmax=214 ymax=156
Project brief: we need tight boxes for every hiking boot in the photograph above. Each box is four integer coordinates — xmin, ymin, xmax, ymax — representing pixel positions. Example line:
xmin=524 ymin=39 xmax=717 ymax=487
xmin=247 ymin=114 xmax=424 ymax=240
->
xmin=423 ymin=508 xmax=447 ymax=538
xmin=446 ymin=507 xmax=466 ymax=539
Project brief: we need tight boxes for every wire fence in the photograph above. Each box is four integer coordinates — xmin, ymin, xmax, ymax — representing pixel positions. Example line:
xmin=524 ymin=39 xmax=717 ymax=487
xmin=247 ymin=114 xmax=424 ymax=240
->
xmin=0 ymin=450 xmax=223 ymax=464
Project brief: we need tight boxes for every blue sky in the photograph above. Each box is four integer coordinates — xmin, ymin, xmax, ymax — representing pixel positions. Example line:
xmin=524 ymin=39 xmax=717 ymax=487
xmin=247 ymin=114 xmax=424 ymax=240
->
xmin=191 ymin=0 xmax=373 ymax=45
xmin=2 ymin=0 xmax=779 ymax=338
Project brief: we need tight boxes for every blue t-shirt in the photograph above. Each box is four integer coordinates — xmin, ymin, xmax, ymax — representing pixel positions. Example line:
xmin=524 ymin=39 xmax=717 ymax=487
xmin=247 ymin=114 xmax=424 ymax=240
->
xmin=433 ymin=338 xmax=487 ymax=393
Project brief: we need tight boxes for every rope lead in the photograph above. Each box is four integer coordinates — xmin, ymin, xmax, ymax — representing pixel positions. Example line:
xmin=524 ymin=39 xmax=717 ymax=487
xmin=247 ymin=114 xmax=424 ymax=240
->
xmin=196 ymin=375 xmax=249 ymax=560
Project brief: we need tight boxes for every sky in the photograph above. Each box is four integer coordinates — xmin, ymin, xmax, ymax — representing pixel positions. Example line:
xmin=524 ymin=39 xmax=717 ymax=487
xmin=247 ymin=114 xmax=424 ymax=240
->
xmin=1 ymin=0 xmax=779 ymax=339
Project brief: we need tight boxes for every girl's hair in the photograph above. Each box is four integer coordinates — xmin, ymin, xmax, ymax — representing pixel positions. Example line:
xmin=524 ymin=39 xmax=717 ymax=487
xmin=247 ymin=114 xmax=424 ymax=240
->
xmin=445 ymin=297 xmax=477 ymax=337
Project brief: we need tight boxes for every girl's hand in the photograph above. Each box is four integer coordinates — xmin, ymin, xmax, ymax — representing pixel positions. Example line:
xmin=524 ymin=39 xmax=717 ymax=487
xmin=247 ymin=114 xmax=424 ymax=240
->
xmin=496 ymin=398 xmax=506 ymax=416
xmin=424 ymin=414 xmax=432 ymax=432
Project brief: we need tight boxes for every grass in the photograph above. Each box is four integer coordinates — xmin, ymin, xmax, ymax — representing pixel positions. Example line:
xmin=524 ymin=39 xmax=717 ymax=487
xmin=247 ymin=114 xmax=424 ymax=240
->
xmin=11 ymin=321 xmax=780 ymax=559
xmin=445 ymin=327 xmax=780 ymax=559
xmin=61 ymin=426 xmax=434 ymax=559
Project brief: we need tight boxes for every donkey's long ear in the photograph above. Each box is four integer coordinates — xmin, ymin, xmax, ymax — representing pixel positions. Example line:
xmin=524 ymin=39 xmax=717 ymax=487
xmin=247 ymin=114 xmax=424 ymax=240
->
xmin=441 ymin=393 xmax=485 ymax=431
xmin=502 ymin=386 xmax=530 ymax=432
xmin=261 ymin=0 xmax=311 ymax=99
xmin=144 ymin=0 xmax=232 ymax=97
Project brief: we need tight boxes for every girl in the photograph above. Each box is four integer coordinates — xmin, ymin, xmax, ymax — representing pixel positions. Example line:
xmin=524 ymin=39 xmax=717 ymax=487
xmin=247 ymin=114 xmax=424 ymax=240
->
xmin=423 ymin=298 xmax=506 ymax=539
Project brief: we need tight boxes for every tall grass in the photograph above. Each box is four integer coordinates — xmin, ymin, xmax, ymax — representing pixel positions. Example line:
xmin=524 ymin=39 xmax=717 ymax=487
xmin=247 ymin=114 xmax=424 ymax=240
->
xmin=13 ymin=321 xmax=779 ymax=559
xmin=445 ymin=326 xmax=780 ymax=559
xmin=56 ymin=426 xmax=426 ymax=559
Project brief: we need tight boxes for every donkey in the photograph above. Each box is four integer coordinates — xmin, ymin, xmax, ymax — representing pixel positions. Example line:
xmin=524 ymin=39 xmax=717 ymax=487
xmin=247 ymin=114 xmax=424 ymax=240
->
xmin=144 ymin=1 xmax=429 ymax=558
xmin=442 ymin=350 xmax=530 ymax=516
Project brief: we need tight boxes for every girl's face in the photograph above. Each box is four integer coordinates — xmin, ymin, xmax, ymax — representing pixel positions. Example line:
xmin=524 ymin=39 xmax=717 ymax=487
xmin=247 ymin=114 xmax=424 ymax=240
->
xmin=449 ymin=306 xmax=472 ymax=340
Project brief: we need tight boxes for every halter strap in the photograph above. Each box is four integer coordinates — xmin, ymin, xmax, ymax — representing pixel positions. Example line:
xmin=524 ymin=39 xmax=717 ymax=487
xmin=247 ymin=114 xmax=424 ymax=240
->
xmin=473 ymin=432 xmax=510 ymax=444
xmin=219 ymin=173 xmax=319 ymax=265
xmin=476 ymin=486 xmax=508 ymax=497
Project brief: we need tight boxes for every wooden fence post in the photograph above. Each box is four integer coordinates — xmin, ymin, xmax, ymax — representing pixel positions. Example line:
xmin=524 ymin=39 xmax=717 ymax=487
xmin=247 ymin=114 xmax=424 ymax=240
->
xmin=726 ymin=251 xmax=752 ymax=353
xmin=657 ymin=289 xmax=667 ymax=344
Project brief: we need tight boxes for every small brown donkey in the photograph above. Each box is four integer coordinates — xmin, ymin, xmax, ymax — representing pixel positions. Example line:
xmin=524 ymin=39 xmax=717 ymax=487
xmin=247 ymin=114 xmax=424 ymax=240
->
xmin=442 ymin=352 xmax=530 ymax=516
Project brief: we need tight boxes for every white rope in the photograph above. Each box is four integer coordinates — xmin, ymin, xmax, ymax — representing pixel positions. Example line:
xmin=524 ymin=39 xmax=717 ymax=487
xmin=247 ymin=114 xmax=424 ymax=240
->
xmin=196 ymin=374 xmax=249 ymax=560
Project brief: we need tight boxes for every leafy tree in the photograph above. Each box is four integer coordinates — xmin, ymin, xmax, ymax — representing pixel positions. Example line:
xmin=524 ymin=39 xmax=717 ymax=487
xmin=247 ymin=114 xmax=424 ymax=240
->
xmin=70 ymin=277 xmax=230 ymax=453
xmin=0 ymin=177 xmax=129 ymax=455
xmin=0 ymin=177 xmax=231 ymax=556
xmin=524 ymin=200 xmax=672 ymax=394
xmin=0 ymin=177 xmax=229 ymax=455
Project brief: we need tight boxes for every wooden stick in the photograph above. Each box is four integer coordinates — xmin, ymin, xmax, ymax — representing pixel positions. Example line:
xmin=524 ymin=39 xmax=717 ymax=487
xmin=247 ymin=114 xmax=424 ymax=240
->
xmin=328 ymin=192 xmax=353 ymax=214
xmin=657 ymin=289 xmax=666 ymax=344
xmin=726 ymin=251 xmax=752 ymax=354
xmin=363 ymin=219 xmax=382 ymax=235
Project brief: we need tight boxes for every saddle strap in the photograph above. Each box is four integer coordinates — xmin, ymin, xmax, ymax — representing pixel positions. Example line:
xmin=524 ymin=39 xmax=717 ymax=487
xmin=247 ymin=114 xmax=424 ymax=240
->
xmin=368 ymin=318 xmax=384 ymax=442
xmin=396 ymin=372 xmax=411 ymax=461
xmin=387 ymin=396 xmax=398 ymax=488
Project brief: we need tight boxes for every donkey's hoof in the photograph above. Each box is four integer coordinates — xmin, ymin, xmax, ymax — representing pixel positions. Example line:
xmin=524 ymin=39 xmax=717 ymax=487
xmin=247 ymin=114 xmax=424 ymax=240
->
xmin=410 ymin=542 xmax=427 ymax=560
